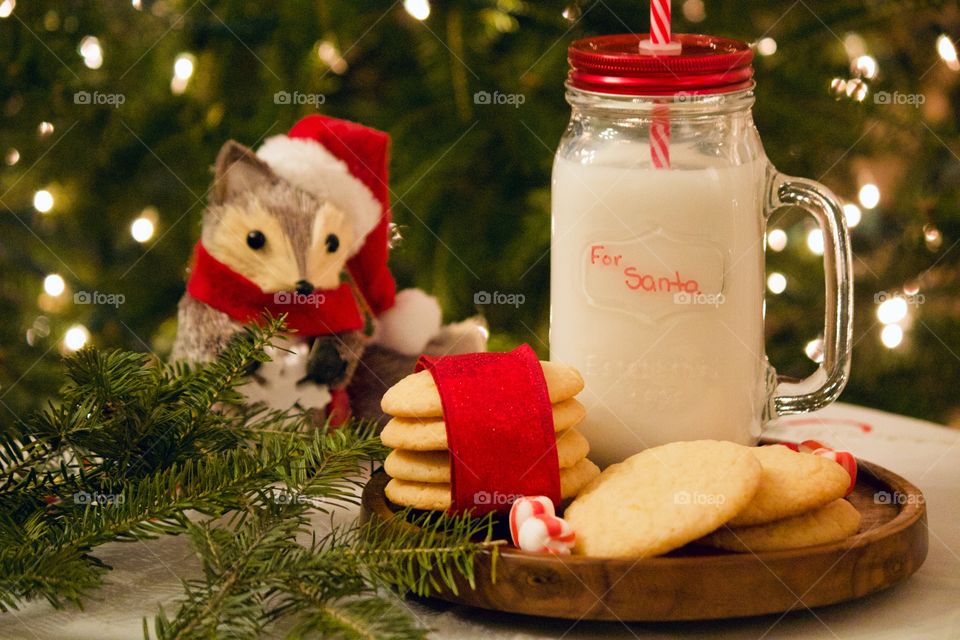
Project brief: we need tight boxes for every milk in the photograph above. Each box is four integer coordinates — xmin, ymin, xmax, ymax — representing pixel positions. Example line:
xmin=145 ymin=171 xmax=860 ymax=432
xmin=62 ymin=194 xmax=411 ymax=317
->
xmin=550 ymin=152 xmax=770 ymax=468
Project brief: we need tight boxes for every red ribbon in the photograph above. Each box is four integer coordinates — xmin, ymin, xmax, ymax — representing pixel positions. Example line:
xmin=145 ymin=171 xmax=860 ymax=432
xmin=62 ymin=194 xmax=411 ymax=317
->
xmin=416 ymin=344 xmax=561 ymax=516
xmin=186 ymin=242 xmax=364 ymax=337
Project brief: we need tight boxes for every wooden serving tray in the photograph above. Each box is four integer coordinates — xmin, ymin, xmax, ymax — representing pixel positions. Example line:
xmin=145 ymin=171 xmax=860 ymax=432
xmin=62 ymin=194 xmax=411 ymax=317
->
xmin=360 ymin=458 xmax=928 ymax=621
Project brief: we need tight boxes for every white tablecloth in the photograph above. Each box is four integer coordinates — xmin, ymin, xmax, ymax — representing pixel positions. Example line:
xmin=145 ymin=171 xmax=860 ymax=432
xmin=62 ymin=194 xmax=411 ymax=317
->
xmin=3 ymin=403 xmax=959 ymax=640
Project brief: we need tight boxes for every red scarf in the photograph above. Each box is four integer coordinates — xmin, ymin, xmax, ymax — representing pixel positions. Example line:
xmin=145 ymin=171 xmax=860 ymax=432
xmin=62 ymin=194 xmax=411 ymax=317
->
xmin=186 ymin=242 xmax=364 ymax=337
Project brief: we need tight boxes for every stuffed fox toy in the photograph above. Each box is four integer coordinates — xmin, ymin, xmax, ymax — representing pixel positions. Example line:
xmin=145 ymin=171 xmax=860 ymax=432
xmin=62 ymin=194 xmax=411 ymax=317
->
xmin=171 ymin=115 xmax=485 ymax=425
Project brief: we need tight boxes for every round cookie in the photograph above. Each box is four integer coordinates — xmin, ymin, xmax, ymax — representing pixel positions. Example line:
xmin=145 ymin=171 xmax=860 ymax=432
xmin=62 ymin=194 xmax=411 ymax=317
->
xmin=381 ymin=361 xmax=585 ymax=418
xmin=380 ymin=398 xmax=587 ymax=452
xmin=700 ymin=498 xmax=861 ymax=552
xmin=728 ymin=444 xmax=852 ymax=527
xmin=384 ymin=458 xmax=601 ymax=511
xmin=564 ymin=440 xmax=762 ymax=559
xmin=384 ymin=429 xmax=591 ymax=483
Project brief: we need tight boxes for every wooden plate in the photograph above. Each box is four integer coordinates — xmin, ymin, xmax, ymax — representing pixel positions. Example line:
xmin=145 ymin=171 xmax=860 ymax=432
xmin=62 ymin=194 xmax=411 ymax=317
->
xmin=360 ymin=458 xmax=928 ymax=621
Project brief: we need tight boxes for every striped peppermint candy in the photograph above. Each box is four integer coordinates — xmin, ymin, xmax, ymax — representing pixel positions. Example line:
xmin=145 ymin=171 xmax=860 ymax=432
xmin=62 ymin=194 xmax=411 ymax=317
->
xmin=778 ymin=441 xmax=857 ymax=496
xmin=517 ymin=514 xmax=576 ymax=555
xmin=509 ymin=496 xmax=555 ymax=546
xmin=811 ymin=447 xmax=858 ymax=496
xmin=509 ymin=496 xmax=576 ymax=554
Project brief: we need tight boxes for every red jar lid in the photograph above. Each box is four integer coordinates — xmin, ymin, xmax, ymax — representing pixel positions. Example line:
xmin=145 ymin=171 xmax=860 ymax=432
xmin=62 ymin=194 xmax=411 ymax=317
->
xmin=568 ymin=33 xmax=754 ymax=96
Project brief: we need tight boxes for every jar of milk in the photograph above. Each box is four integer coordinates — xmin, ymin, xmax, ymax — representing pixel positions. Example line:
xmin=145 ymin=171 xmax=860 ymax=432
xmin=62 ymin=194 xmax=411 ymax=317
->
xmin=551 ymin=34 xmax=853 ymax=467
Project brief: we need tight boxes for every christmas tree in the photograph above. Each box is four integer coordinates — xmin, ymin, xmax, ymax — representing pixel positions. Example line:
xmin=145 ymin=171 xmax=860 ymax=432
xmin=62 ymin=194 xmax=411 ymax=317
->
xmin=1 ymin=0 xmax=957 ymax=426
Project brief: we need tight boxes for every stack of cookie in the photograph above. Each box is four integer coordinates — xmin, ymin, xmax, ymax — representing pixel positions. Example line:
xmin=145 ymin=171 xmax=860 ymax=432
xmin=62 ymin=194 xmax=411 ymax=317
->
xmin=566 ymin=440 xmax=859 ymax=558
xmin=379 ymin=360 xmax=601 ymax=512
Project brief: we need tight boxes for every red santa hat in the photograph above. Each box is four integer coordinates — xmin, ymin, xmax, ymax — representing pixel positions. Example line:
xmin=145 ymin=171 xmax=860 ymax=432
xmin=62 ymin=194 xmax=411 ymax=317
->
xmin=256 ymin=115 xmax=440 ymax=356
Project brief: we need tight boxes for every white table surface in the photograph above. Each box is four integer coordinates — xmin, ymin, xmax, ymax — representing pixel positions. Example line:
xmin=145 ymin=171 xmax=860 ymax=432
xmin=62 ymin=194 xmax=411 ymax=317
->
xmin=2 ymin=402 xmax=959 ymax=640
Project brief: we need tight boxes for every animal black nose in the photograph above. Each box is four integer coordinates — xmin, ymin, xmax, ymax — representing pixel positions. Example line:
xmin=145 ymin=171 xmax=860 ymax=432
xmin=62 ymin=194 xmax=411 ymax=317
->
xmin=295 ymin=280 xmax=314 ymax=295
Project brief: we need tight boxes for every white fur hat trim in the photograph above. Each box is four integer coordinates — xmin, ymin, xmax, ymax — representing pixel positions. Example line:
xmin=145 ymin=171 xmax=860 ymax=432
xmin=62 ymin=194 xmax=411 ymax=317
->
xmin=375 ymin=288 xmax=442 ymax=356
xmin=257 ymin=135 xmax=382 ymax=254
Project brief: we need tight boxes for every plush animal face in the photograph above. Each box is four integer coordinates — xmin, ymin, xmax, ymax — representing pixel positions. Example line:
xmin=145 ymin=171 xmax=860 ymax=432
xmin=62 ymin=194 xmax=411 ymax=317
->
xmin=201 ymin=141 xmax=355 ymax=293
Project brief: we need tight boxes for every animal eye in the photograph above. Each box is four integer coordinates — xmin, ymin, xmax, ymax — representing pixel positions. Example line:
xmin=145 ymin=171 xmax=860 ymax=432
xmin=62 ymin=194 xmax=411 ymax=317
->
xmin=246 ymin=230 xmax=266 ymax=250
xmin=325 ymin=233 xmax=339 ymax=253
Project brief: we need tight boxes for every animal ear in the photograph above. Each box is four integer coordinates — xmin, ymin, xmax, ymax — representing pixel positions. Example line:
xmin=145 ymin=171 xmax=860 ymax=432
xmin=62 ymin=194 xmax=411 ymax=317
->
xmin=213 ymin=140 xmax=277 ymax=204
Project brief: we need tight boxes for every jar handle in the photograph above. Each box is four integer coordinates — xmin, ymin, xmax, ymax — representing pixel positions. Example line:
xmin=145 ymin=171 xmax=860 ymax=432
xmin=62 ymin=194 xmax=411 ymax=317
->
xmin=765 ymin=172 xmax=854 ymax=418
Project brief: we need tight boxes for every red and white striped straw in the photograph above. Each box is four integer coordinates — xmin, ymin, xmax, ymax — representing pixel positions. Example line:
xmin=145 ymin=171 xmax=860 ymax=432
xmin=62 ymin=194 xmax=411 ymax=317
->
xmin=646 ymin=0 xmax=678 ymax=169
xmin=650 ymin=0 xmax=672 ymax=45
xmin=650 ymin=103 xmax=671 ymax=168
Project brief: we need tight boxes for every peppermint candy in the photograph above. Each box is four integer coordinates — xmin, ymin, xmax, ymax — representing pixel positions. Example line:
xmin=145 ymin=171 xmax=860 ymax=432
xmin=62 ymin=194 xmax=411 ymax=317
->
xmin=509 ymin=496 xmax=576 ymax=555
xmin=780 ymin=440 xmax=857 ymax=496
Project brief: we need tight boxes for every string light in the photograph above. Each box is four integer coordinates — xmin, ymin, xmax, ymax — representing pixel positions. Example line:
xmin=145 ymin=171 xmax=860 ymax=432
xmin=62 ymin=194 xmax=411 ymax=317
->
xmin=403 ymin=0 xmax=430 ymax=21
xmin=858 ymin=183 xmax=880 ymax=209
xmin=33 ymin=190 xmax=54 ymax=213
xmin=43 ymin=274 xmax=65 ymax=297
xmin=843 ymin=203 xmax=862 ymax=228
xmin=806 ymin=229 xmax=824 ymax=255
xmin=79 ymin=36 xmax=103 ymax=69
xmin=5 ymin=148 xmax=19 ymax=165
xmin=923 ymin=224 xmax=942 ymax=251
xmin=829 ymin=77 xmax=847 ymax=99
xmin=38 ymin=121 xmax=55 ymax=137
xmin=130 ymin=216 xmax=155 ymax=243
xmin=0 ymin=0 xmax=14 ymax=19
xmin=851 ymin=55 xmax=878 ymax=79
xmin=845 ymin=77 xmax=869 ymax=102
xmin=63 ymin=325 xmax=90 ymax=352
xmin=681 ymin=0 xmax=705 ymax=23
xmin=881 ymin=324 xmax=903 ymax=349
xmin=877 ymin=297 xmax=908 ymax=325
xmin=561 ymin=3 xmax=582 ymax=22
xmin=805 ymin=338 xmax=824 ymax=364
xmin=131 ymin=0 xmax=142 ymax=9
xmin=317 ymin=41 xmax=348 ymax=75
xmin=767 ymin=228 xmax=788 ymax=252
xmin=936 ymin=34 xmax=960 ymax=71
xmin=842 ymin=33 xmax=867 ymax=59
xmin=171 ymin=53 xmax=196 ymax=95
xmin=757 ymin=38 xmax=778 ymax=57
xmin=767 ymin=272 xmax=787 ymax=294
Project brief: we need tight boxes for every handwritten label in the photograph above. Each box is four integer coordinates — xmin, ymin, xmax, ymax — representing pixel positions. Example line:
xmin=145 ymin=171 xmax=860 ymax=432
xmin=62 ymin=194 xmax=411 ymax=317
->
xmin=582 ymin=229 xmax=725 ymax=322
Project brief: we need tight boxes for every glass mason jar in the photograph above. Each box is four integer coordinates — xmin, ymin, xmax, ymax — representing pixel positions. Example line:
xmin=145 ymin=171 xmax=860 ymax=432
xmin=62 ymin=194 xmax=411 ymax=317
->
xmin=550 ymin=34 xmax=853 ymax=467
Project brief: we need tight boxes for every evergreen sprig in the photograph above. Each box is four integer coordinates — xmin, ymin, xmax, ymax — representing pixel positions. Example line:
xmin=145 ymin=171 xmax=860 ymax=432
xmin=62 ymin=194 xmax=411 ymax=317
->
xmin=0 ymin=318 xmax=501 ymax=638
